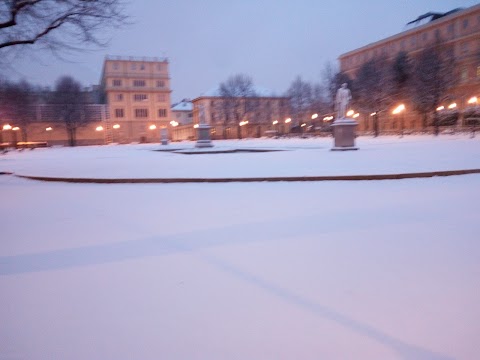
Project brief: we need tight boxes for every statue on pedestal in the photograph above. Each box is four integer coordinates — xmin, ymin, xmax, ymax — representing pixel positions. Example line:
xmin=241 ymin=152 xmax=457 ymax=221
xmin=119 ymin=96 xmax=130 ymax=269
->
xmin=335 ymin=83 xmax=352 ymax=119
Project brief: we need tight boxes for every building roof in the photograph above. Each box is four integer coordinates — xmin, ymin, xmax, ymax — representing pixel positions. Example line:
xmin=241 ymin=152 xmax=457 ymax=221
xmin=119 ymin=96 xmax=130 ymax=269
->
xmin=171 ymin=100 xmax=193 ymax=111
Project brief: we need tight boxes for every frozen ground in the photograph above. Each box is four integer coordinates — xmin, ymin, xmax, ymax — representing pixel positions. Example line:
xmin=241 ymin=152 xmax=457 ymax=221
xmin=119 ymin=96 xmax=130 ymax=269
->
xmin=1 ymin=135 xmax=480 ymax=360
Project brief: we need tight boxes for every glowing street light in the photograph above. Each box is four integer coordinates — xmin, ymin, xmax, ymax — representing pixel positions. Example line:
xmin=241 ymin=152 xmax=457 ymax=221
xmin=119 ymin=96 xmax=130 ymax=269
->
xmin=113 ymin=124 xmax=120 ymax=129
xmin=301 ymin=123 xmax=306 ymax=127
xmin=370 ymin=112 xmax=377 ymax=116
xmin=353 ymin=113 xmax=360 ymax=118
xmin=285 ymin=118 xmax=291 ymax=123
xmin=346 ymin=110 xmax=354 ymax=117
xmin=311 ymin=113 xmax=318 ymax=120
xmin=170 ymin=120 xmax=179 ymax=127
xmin=467 ymin=96 xmax=478 ymax=105
xmin=12 ymin=127 xmax=20 ymax=131
xmin=392 ymin=104 xmax=406 ymax=115
xmin=3 ymin=124 xmax=12 ymax=130
xmin=392 ymin=104 xmax=406 ymax=137
xmin=272 ymin=120 xmax=278 ymax=125
xmin=193 ymin=124 xmax=199 ymax=128
xmin=436 ymin=106 xmax=445 ymax=111
xmin=96 ymin=126 xmax=104 ymax=131
xmin=149 ymin=124 xmax=157 ymax=130
xmin=239 ymin=120 xmax=249 ymax=126
xmin=448 ymin=103 xmax=457 ymax=109
xmin=46 ymin=127 xmax=53 ymax=131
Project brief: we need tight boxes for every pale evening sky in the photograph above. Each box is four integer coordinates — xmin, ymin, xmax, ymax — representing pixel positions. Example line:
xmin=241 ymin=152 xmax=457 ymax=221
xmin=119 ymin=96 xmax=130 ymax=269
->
xmin=4 ymin=0 xmax=480 ymax=102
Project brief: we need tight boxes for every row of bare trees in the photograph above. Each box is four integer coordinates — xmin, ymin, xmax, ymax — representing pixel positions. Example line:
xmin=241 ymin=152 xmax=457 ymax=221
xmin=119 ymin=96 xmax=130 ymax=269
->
xmin=0 ymin=76 xmax=97 ymax=146
xmin=212 ymin=37 xmax=458 ymax=138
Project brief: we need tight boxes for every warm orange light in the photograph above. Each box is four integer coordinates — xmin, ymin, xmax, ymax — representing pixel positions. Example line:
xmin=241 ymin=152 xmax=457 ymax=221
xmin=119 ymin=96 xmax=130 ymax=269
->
xmin=149 ymin=125 xmax=157 ymax=130
xmin=193 ymin=124 xmax=199 ymax=128
xmin=353 ymin=113 xmax=360 ymax=118
xmin=272 ymin=120 xmax=278 ymax=125
xmin=3 ymin=124 xmax=12 ymax=130
xmin=113 ymin=124 xmax=120 ymax=129
xmin=46 ymin=127 xmax=53 ymax=131
xmin=370 ymin=112 xmax=377 ymax=116
xmin=311 ymin=113 xmax=318 ymax=119
xmin=285 ymin=118 xmax=291 ymax=123
xmin=301 ymin=123 xmax=306 ymax=127
xmin=392 ymin=104 xmax=406 ymax=114
xmin=346 ymin=110 xmax=354 ymax=117
xmin=12 ymin=126 xmax=20 ymax=131
xmin=467 ymin=96 xmax=478 ymax=104
xmin=436 ymin=106 xmax=445 ymax=111
xmin=448 ymin=103 xmax=457 ymax=109
xmin=239 ymin=120 xmax=249 ymax=126
xmin=96 ymin=126 xmax=104 ymax=131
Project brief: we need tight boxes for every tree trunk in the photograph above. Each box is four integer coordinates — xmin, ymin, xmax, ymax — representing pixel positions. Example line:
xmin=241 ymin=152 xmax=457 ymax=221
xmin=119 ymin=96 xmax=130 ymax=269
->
xmin=68 ymin=128 xmax=77 ymax=146
xmin=373 ymin=114 xmax=379 ymax=137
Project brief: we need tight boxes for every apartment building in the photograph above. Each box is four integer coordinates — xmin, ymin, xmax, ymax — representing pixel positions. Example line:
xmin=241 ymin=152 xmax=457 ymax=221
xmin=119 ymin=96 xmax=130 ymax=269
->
xmin=192 ymin=87 xmax=290 ymax=139
xmin=338 ymin=4 xmax=480 ymax=132
xmin=100 ymin=56 xmax=172 ymax=143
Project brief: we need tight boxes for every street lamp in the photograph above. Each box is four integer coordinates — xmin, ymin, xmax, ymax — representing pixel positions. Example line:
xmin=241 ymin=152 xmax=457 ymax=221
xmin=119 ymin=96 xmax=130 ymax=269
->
xmin=467 ymin=96 xmax=478 ymax=105
xmin=149 ymin=124 xmax=157 ymax=130
xmin=392 ymin=104 xmax=406 ymax=137
xmin=346 ymin=110 xmax=354 ymax=117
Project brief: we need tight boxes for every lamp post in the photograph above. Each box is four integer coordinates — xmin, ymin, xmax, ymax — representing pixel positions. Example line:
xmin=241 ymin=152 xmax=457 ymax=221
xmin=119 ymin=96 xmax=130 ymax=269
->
xmin=392 ymin=104 xmax=406 ymax=138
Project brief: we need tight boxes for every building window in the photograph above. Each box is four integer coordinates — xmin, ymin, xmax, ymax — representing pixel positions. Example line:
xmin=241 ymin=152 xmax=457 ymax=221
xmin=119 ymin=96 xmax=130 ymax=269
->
xmin=463 ymin=19 xmax=469 ymax=29
xmin=112 ymin=79 xmax=122 ymax=87
xmin=460 ymin=67 xmax=468 ymax=82
xmin=156 ymin=80 xmax=165 ymax=88
xmin=114 ymin=93 xmax=124 ymax=101
xmin=157 ymin=94 xmax=166 ymax=102
xmin=133 ymin=94 xmax=148 ymax=101
xmin=461 ymin=42 xmax=469 ymax=55
xmin=112 ymin=62 xmax=119 ymax=70
xmin=133 ymin=80 xmax=146 ymax=87
xmin=158 ymin=109 xmax=167 ymax=117
xmin=135 ymin=109 xmax=148 ymax=118
xmin=447 ymin=23 xmax=454 ymax=35
xmin=140 ymin=64 xmax=145 ymax=70
xmin=131 ymin=63 xmax=137 ymax=70
xmin=115 ymin=109 xmax=124 ymax=118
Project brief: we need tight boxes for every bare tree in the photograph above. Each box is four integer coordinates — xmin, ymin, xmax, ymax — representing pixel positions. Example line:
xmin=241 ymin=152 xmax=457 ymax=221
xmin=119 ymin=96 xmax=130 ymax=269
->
xmin=391 ymin=51 xmax=413 ymax=102
xmin=218 ymin=74 xmax=257 ymax=139
xmin=353 ymin=55 xmax=394 ymax=137
xmin=0 ymin=80 xmax=37 ymax=141
xmin=0 ymin=0 xmax=127 ymax=56
xmin=285 ymin=76 xmax=313 ymax=130
xmin=411 ymin=39 xmax=456 ymax=135
xmin=49 ymin=75 xmax=94 ymax=146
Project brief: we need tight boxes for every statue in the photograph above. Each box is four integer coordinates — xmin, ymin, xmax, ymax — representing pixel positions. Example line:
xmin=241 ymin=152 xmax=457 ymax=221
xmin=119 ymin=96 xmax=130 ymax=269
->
xmin=335 ymin=83 xmax=352 ymax=119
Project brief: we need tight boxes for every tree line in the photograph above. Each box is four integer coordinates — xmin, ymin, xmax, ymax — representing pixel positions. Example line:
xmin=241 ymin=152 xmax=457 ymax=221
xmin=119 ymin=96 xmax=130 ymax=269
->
xmin=0 ymin=76 xmax=99 ymax=146
xmin=213 ymin=37 xmax=458 ymax=137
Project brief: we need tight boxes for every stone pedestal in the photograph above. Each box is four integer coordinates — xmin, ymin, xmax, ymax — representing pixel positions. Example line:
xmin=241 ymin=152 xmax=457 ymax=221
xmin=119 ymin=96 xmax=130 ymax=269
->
xmin=331 ymin=118 xmax=358 ymax=151
xmin=160 ymin=128 xmax=169 ymax=145
xmin=195 ymin=124 xmax=213 ymax=148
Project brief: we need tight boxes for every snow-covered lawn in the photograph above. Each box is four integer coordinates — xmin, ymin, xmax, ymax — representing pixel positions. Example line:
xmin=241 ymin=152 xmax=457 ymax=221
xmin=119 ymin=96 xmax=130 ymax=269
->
xmin=0 ymin=135 xmax=479 ymax=179
xmin=1 ymin=135 xmax=480 ymax=360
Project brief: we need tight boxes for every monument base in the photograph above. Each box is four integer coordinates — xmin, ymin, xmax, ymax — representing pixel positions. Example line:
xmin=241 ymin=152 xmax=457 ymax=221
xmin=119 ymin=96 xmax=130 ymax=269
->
xmin=195 ymin=124 xmax=213 ymax=148
xmin=331 ymin=118 xmax=358 ymax=151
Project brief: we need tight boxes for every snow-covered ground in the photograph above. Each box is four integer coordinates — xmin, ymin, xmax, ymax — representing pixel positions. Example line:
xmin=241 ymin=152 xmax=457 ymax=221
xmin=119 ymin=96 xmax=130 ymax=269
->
xmin=1 ymin=135 xmax=480 ymax=360
xmin=0 ymin=135 xmax=479 ymax=179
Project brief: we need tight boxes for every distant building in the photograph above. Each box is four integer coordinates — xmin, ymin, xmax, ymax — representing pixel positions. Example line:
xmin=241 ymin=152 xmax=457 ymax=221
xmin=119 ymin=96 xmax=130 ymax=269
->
xmin=100 ymin=55 xmax=172 ymax=143
xmin=338 ymin=4 xmax=480 ymax=133
xmin=192 ymin=87 xmax=290 ymax=139
xmin=170 ymin=99 xmax=194 ymax=141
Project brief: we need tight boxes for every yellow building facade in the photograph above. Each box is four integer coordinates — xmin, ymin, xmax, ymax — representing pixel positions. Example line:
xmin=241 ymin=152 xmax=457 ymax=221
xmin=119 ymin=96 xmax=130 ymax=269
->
xmin=100 ymin=56 xmax=172 ymax=143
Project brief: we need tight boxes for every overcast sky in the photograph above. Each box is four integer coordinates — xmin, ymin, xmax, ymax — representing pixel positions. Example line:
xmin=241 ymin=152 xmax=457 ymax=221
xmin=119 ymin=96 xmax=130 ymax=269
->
xmin=5 ymin=0 xmax=480 ymax=102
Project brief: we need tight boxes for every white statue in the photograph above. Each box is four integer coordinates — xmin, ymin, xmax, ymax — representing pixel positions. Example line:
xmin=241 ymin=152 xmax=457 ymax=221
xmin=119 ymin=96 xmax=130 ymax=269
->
xmin=335 ymin=83 xmax=352 ymax=119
